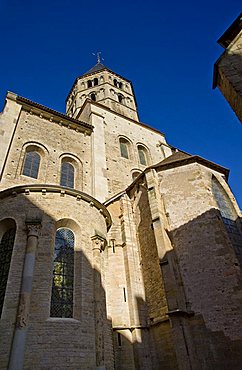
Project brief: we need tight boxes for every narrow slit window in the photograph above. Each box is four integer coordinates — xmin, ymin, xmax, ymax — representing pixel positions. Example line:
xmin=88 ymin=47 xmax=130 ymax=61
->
xmin=117 ymin=333 xmax=122 ymax=347
xmin=50 ymin=228 xmax=74 ymax=318
xmin=22 ymin=151 xmax=40 ymax=179
xmin=123 ymin=287 xmax=127 ymax=302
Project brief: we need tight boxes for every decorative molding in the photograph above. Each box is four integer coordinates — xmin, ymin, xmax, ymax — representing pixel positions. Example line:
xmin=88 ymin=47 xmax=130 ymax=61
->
xmin=25 ymin=223 xmax=41 ymax=237
xmin=0 ymin=184 xmax=112 ymax=229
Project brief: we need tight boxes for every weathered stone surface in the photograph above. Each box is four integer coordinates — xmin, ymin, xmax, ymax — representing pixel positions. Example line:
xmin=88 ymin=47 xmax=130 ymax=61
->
xmin=0 ymin=54 xmax=242 ymax=370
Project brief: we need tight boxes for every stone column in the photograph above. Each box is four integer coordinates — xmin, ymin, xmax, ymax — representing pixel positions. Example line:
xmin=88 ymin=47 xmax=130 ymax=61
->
xmin=8 ymin=221 xmax=41 ymax=370
xmin=91 ymin=234 xmax=106 ymax=370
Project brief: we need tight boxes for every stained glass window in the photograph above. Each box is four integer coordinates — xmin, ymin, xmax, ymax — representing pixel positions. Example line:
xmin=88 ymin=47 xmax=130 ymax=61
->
xmin=60 ymin=162 xmax=74 ymax=188
xmin=138 ymin=146 xmax=147 ymax=166
xmin=0 ymin=228 xmax=16 ymax=316
xmin=22 ymin=151 xmax=40 ymax=178
xmin=50 ymin=228 xmax=74 ymax=318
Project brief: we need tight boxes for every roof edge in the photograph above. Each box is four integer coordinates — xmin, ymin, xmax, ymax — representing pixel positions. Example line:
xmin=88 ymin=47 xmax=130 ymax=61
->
xmin=77 ymin=98 xmax=165 ymax=137
xmin=14 ymin=94 xmax=93 ymax=132
xmin=65 ymin=67 xmax=132 ymax=103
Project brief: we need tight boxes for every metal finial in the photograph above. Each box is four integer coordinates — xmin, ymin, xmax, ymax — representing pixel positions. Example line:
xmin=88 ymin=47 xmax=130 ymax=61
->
xmin=92 ymin=51 xmax=103 ymax=64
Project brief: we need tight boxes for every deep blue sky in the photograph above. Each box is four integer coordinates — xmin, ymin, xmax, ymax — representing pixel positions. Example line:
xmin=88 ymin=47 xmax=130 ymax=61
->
xmin=0 ymin=0 xmax=241 ymax=207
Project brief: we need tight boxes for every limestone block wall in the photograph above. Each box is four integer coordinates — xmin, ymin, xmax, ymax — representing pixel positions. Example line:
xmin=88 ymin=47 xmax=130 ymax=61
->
xmin=127 ymin=176 xmax=179 ymax=370
xmin=156 ymin=163 xmax=242 ymax=369
xmin=80 ymin=103 xmax=172 ymax=199
xmin=0 ymin=107 xmax=92 ymax=194
xmin=216 ymin=30 xmax=242 ymax=122
xmin=117 ymin=162 xmax=242 ymax=370
xmin=105 ymin=196 xmax=154 ymax=369
xmin=0 ymin=93 xmax=22 ymax=177
xmin=0 ymin=186 xmax=113 ymax=370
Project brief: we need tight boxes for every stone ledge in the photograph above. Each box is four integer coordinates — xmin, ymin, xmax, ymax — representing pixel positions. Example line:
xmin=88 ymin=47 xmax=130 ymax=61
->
xmin=0 ymin=184 xmax=112 ymax=229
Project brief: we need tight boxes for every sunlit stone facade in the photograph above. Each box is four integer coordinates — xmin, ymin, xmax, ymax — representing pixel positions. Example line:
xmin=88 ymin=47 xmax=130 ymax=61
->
xmin=0 ymin=58 xmax=242 ymax=369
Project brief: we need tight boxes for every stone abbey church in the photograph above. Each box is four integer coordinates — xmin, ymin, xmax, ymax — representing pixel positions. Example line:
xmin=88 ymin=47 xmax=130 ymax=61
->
xmin=0 ymin=19 xmax=242 ymax=370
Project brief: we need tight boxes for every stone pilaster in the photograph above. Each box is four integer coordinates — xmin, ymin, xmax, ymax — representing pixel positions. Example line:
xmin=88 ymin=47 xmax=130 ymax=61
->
xmin=91 ymin=234 xmax=107 ymax=370
xmin=8 ymin=220 xmax=41 ymax=370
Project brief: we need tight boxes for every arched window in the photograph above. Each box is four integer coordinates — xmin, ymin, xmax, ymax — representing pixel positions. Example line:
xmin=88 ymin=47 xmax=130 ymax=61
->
xmin=119 ymin=82 xmax=123 ymax=89
xmin=119 ymin=138 xmax=129 ymax=159
xmin=113 ymin=79 xmax=118 ymax=87
xmin=60 ymin=162 xmax=74 ymax=188
xmin=50 ymin=228 xmax=74 ymax=318
xmin=137 ymin=145 xmax=148 ymax=166
xmin=0 ymin=227 xmax=16 ymax=316
xmin=93 ymin=78 xmax=98 ymax=86
xmin=22 ymin=151 xmax=40 ymax=179
xmin=212 ymin=178 xmax=242 ymax=264
xmin=132 ymin=171 xmax=141 ymax=181
xmin=118 ymin=94 xmax=124 ymax=104
xmin=87 ymin=80 xmax=92 ymax=88
xmin=90 ymin=93 xmax=96 ymax=101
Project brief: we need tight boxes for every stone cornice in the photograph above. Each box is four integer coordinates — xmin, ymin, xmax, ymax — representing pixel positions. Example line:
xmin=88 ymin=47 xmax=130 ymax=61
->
xmin=0 ymin=184 xmax=112 ymax=229
xmin=14 ymin=94 xmax=93 ymax=134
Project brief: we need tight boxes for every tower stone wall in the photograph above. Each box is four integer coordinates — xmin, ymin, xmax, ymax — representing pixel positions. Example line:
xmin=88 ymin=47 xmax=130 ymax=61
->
xmin=0 ymin=56 xmax=242 ymax=370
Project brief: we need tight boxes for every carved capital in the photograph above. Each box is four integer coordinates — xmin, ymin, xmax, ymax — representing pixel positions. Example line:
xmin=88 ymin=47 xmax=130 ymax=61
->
xmin=91 ymin=234 xmax=107 ymax=252
xmin=26 ymin=222 xmax=41 ymax=237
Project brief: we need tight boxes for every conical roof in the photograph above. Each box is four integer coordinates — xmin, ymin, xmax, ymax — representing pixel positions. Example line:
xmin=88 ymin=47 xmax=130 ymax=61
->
xmin=83 ymin=62 xmax=107 ymax=76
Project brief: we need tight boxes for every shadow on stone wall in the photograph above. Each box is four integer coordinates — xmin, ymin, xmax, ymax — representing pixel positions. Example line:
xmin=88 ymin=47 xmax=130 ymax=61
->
xmin=1 ymin=187 xmax=242 ymax=370
xmin=135 ymin=196 xmax=242 ymax=370
xmin=214 ymin=52 xmax=242 ymax=123
xmin=0 ymin=191 xmax=113 ymax=370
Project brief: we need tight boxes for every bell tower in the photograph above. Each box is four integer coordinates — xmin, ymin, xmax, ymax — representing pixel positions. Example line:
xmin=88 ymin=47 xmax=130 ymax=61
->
xmin=66 ymin=59 xmax=139 ymax=121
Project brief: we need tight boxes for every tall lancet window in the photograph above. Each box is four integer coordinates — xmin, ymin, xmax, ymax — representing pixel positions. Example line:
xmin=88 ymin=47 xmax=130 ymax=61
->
xmin=60 ymin=162 xmax=74 ymax=188
xmin=0 ymin=227 xmax=16 ymax=316
xmin=212 ymin=177 xmax=242 ymax=265
xmin=50 ymin=228 xmax=74 ymax=318
xmin=22 ymin=151 xmax=40 ymax=179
